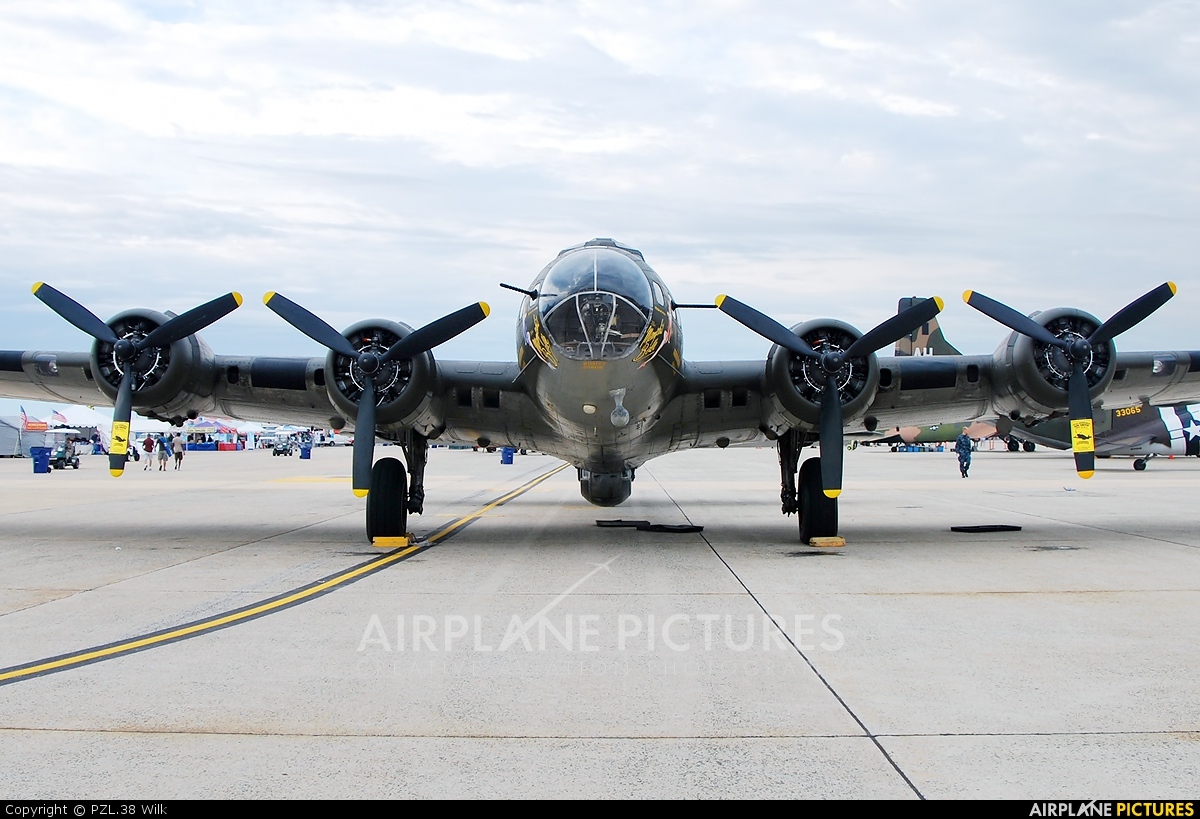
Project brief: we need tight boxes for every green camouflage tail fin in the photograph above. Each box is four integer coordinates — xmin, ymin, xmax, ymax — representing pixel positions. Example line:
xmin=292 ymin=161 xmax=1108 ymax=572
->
xmin=894 ymin=297 xmax=962 ymax=356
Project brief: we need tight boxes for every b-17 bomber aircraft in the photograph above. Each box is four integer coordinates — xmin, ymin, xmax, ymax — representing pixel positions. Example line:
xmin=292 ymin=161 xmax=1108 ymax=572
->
xmin=2 ymin=238 xmax=1199 ymax=543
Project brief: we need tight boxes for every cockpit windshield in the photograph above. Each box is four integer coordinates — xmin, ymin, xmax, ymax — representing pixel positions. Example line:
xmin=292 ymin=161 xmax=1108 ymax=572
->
xmin=538 ymin=249 xmax=652 ymax=360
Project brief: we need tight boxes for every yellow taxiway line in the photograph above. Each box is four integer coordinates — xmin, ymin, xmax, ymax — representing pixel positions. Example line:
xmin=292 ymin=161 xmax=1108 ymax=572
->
xmin=0 ymin=462 xmax=569 ymax=687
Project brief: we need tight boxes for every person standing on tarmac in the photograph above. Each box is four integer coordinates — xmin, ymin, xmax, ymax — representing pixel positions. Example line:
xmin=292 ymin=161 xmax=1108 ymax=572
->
xmin=156 ymin=434 xmax=171 ymax=471
xmin=142 ymin=434 xmax=156 ymax=470
xmin=954 ymin=428 xmax=973 ymax=478
xmin=172 ymin=434 xmax=185 ymax=470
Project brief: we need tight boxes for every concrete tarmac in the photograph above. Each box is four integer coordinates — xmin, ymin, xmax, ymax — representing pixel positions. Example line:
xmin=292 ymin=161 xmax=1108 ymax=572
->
xmin=0 ymin=443 xmax=1198 ymax=798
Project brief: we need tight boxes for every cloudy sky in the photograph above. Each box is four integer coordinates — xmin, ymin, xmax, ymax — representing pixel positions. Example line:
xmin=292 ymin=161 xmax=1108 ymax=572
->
xmin=2 ymin=0 xmax=1199 ymax=417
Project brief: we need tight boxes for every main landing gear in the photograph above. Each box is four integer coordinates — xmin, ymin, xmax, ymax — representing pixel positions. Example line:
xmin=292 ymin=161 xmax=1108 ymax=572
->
xmin=778 ymin=430 xmax=839 ymax=543
xmin=365 ymin=431 xmax=429 ymax=543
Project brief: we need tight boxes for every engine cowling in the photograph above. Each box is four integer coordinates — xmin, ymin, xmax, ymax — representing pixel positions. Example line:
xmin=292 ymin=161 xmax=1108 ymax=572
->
xmin=989 ymin=306 xmax=1117 ymax=419
xmin=765 ymin=318 xmax=881 ymax=429
xmin=89 ymin=309 xmax=218 ymax=417
xmin=325 ymin=319 xmax=436 ymax=427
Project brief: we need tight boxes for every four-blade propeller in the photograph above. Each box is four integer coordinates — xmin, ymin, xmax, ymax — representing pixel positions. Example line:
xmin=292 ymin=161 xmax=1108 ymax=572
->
xmin=715 ymin=294 xmax=944 ymax=497
xmin=964 ymin=283 xmax=1176 ymax=479
xmin=32 ymin=283 xmax=243 ymax=477
xmin=263 ymin=293 xmax=489 ymax=497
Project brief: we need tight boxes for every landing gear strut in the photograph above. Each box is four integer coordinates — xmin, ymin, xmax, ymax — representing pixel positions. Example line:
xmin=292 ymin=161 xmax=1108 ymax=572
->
xmin=400 ymin=431 xmax=429 ymax=514
xmin=778 ymin=429 xmax=801 ymax=516
xmin=777 ymin=430 xmax=839 ymax=542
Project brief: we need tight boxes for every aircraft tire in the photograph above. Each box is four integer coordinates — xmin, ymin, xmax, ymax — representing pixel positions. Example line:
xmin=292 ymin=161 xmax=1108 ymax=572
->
xmin=1133 ymin=459 xmax=1147 ymax=471
xmin=1022 ymin=441 xmax=1036 ymax=452
xmin=366 ymin=457 xmax=407 ymax=542
xmin=798 ymin=457 xmax=837 ymax=542
xmin=1007 ymin=437 xmax=1020 ymax=452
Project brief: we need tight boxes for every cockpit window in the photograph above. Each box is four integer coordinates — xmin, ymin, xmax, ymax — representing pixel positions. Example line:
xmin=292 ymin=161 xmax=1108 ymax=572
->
xmin=538 ymin=249 xmax=652 ymax=360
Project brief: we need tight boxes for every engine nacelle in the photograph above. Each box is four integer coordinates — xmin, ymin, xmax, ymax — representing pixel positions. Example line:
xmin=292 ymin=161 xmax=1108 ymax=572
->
xmin=989 ymin=306 xmax=1117 ymax=419
xmin=89 ymin=309 xmax=219 ymax=417
xmin=325 ymin=319 xmax=436 ymax=428
xmin=764 ymin=319 xmax=880 ymax=430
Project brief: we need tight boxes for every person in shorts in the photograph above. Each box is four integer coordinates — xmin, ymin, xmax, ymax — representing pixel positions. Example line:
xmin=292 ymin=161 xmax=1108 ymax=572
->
xmin=157 ymin=434 xmax=170 ymax=471
xmin=142 ymin=434 xmax=156 ymax=470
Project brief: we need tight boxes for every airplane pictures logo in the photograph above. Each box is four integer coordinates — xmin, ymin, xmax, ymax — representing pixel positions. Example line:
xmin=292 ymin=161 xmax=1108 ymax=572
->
xmin=1029 ymin=803 xmax=1194 ymax=817
xmin=356 ymin=557 xmax=843 ymax=658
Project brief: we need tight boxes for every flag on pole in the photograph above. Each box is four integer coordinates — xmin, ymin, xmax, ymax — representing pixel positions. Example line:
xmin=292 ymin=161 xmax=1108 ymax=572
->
xmin=19 ymin=407 xmax=48 ymax=432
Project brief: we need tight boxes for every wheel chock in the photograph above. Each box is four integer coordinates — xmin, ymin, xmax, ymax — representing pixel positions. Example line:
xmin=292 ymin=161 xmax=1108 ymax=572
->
xmin=808 ymin=536 xmax=845 ymax=548
xmin=372 ymin=534 xmax=414 ymax=548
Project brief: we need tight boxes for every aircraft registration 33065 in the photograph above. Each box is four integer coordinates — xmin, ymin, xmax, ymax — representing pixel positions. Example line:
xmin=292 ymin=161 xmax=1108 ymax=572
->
xmin=3 ymin=238 xmax=1199 ymax=543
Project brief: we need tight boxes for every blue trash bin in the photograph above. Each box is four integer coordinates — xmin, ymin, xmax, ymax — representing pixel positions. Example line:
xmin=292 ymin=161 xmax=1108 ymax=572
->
xmin=30 ymin=446 xmax=51 ymax=474
xmin=500 ymin=446 xmax=515 ymax=465
xmin=299 ymin=445 xmax=312 ymax=460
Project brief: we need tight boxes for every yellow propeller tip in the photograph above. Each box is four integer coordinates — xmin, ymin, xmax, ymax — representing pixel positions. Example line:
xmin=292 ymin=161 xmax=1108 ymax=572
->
xmin=231 ymin=292 xmax=243 ymax=307
xmin=480 ymin=302 xmax=491 ymax=318
xmin=823 ymin=489 xmax=841 ymax=499
xmin=31 ymin=282 xmax=43 ymax=295
xmin=962 ymin=289 xmax=974 ymax=303
xmin=109 ymin=469 xmax=124 ymax=478
xmin=263 ymin=291 xmax=276 ymax=305
xmin=1168 ymin=282 xmax=1177 ymax=295
xmin=1079 ymin=470 xmax=1094 ymax=480
xmin=933 ymin=296 xmax=945 ymax=312
xmin=353 ymin=488 xmax=369 ymax=498
xmin=715 ymin=294 xmax=726 ymax=308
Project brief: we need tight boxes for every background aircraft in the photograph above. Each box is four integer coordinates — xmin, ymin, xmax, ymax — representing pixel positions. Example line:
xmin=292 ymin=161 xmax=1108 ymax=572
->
xmin=1002 ymin=402 xmax=1200 ymax=470
xmin=2 ymin=239 xmax=1199 ymax=544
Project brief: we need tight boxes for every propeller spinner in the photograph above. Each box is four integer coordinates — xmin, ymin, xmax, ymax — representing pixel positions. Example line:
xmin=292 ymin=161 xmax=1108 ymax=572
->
xmin=715 ymin=294 xmax=944 ymax=497
xmin=32 ymin=283 xmax=243 ymax=477
xmin=263 ymin=293 xmax=489 ymax=497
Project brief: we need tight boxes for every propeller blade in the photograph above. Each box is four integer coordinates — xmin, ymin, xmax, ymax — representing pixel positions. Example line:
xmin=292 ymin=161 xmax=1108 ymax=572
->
xmin=32 ymin=283 xmax=118 ymax=344
xmin=381 ymin=302 xmax=491 ymax=364
xmin=844 ymin=297 xmax=944 ymax=359
xmin=963 ymin=290 xmax=1066 ymax=349
xmin=139 ymin=292 xmax=243 ymax=350
xmin=352 ymin=378 xmax=376 ymax=498
xmin=818 ymin=374 xmax=844 ymax=498
xmin=108 ymin=369 xmax=135 ymax=477
xmin=1089 ymin=282 xmax=1177 ymax=347
xmin=1067 ymin=363 xmax=1096 ymax=479
xmin=714 ymin=295 xmax=818 ymax=359
xmin=263 ymin=292 xmax=360 ymax=359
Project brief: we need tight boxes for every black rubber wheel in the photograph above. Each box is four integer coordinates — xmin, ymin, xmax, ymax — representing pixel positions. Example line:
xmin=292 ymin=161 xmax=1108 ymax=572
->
xmin=1022 ymin=441 xmax=1036 ymax=452
xmin=1007 ymin=438 xmax=1020 ymax=452
xmin=366 ymin=456 xmax=408 ymax=542
xmin=1133 ymin=459 xmax=1147 ymax=471
xmin=798 ymin=457 xmax=838 ymax=542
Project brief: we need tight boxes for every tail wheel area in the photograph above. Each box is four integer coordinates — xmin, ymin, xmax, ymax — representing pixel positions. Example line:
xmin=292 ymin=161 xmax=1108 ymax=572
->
xmin=798 ymin=457 xmax=838 ymax=542
xmin=366 ymin=457 xmax=407 ymax=542
xmin=1133 ymin=459 xmax=1147 ymax=471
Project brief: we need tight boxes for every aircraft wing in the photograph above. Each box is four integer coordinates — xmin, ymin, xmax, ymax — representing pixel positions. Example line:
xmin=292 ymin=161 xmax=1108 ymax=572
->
xmin=645 ymin=351 xmax=1200 ymax=450
xmin=0 ymin=349 xmax=541 ymax=445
